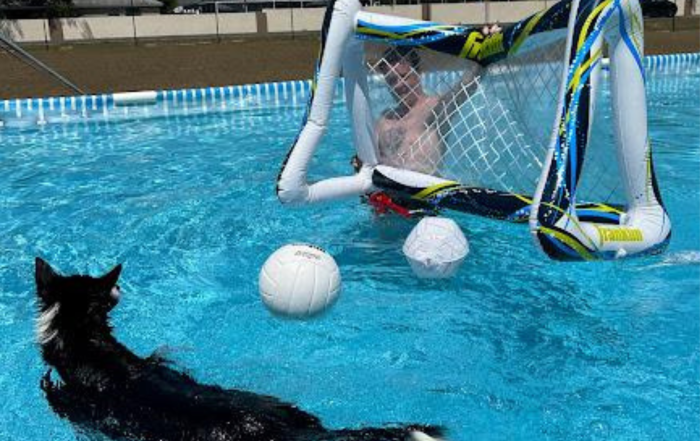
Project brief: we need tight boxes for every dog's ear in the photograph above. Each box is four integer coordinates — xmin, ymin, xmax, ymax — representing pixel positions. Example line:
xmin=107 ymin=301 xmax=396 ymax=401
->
xmin=100 ymin=264 xmax=122 ymax=289
xmin=35 ymin=257 xmax=58 ymax=290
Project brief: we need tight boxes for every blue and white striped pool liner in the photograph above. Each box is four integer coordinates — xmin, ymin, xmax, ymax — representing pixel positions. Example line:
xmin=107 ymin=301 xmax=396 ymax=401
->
xmin=1 ymin=52 xmax=698 ymax=123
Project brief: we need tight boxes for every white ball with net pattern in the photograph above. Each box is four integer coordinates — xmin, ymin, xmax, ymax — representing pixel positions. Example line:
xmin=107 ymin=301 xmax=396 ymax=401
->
xmin=403 ymin=217 xmax=469 ymax=279
xmin=259 ymin=244 xmax=341 ymax=318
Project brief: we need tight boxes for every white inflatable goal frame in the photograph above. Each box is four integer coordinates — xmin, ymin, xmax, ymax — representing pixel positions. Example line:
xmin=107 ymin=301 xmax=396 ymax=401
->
xmin=276 ymin=0 xmax=671 ymax=261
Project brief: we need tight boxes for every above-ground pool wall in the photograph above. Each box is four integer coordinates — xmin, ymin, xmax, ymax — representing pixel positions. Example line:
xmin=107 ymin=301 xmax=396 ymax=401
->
xmin=0 ymin=0 xmax=696 ymax=44
xmin=1 ymin=52 xmax=698 ymax=129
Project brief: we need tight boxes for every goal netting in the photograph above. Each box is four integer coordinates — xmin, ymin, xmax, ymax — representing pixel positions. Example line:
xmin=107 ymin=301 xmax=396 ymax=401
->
xmin=362 ymin=36 xmax=574 ymax=198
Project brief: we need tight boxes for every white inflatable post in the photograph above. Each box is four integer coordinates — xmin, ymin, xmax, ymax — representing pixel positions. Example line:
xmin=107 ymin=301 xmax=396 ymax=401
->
xmin=530 ymin=0 xmax=671 ymax=260
xmin=600 ymin=0 xmax=671 ymax=256
xmin=278 ymin=6 xmax=449 ymax=205
xmin=277 ymin=0 xmax=373 ymax=205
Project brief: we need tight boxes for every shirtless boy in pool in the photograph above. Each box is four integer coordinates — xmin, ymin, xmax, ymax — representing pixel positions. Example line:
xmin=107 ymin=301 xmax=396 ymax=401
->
xmin=353 ymin=24 xmax=501 ymax=177
xmin=352 ymin=25 xmax=501 ymax=215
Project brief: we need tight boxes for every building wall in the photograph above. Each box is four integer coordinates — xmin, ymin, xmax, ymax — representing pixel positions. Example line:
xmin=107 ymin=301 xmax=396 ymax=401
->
xmin=0 ymin=19 xmax=49 ymax=43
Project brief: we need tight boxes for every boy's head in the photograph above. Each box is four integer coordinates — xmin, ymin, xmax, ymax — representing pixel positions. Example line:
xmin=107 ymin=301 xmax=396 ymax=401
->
xmin=377 ymin=46 xmax=421 ymax=74
xmin=378 ymin=47 xmax=422 ymax=100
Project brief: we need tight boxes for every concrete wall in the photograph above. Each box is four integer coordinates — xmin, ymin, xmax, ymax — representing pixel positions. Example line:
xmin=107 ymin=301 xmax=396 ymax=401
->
xmin=431 ymin=3 xmax=487 ymax=24
xmin=61 ymin=17 xmax=135 ymax=41
xmin=0 ymin=19 xmax=49 ymax=43
xmin=218 ymin=13 xmax=258 ymax=35
xmin=8 ymin=3 xmax=698 ymax=44
xmin=60 ymin=13 xmax=257 ymax=41
xmin=366 ymin=5 xmax=423 ymax=20
xmin=265 ymin=5 xmax=421 ymax=33
xmin=291 ymin=8 xmax=326 ymax=32
xmin=263 ymin=8 xmax=325 ymax=33
xmin=135 ymin=15 xmax=218 ymax=38
xmin=486 ymin=1 xmax=546 ymax=23
xmin=264 ymin=9 xmax=294 ymax=33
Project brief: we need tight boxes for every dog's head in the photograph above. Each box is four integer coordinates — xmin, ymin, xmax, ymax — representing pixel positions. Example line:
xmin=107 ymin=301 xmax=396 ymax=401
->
xmin=35 ymin=258 xmax=122 ymax=346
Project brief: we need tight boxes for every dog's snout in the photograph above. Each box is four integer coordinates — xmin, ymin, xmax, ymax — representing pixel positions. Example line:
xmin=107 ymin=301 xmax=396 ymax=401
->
xmin=110 ymin=285 xmax=121 ymax=301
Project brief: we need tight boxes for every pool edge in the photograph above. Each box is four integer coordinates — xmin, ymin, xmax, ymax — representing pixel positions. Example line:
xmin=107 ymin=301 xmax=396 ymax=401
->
xmin=1 ymin=52 xmax=698 ymax=127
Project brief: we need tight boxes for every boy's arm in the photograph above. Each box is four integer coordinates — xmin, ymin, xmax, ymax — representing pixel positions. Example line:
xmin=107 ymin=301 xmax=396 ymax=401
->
xmin=433 ymin=24 xmax=502 ymax=128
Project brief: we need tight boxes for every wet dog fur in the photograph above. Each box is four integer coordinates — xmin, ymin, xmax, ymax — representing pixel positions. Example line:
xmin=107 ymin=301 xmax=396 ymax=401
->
xmin=35 ymin=258 xmax=445 ymax=441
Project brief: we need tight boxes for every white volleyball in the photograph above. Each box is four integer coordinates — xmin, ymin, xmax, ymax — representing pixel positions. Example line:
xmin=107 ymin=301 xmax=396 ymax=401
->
xmin=259 ymin=244 xmax=341 ymax=318
xmin=403 ymin=217 xmax=469 ymax=279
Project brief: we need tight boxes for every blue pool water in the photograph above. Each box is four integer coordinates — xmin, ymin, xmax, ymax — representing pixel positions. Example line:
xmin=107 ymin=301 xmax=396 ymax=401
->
xmin=0 ymin=69 xmax=698 ymax=441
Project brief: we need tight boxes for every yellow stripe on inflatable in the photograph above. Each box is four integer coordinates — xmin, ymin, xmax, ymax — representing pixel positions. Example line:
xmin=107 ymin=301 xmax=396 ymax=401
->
xmin=588 ymin=203 xmax=624 ymax=214
xmin=577 ymin=0 xmax=613 ymax=51
xmin=539 ymin=226 xmax=596 ymax=260
xmin=568 ymin=47 xmax=602 ymax=92
xmin=357 ymin=27 xmax=400 ymax=39
xmin=514 ymin=194 xmax=533 ymax=205
xmin=510 ymin=11 xmax=546 ymax=55
xmin=357 ymin=24 xmax=457 ymax=42
xmin=414 ymin=182 xmax=460 ymax=200
xmin=540 ymin=201 xmax=598 ymax=249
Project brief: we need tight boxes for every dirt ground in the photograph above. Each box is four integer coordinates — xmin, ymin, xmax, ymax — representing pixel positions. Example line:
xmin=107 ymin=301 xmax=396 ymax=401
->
xmin=0 ymin=36 xmax=320 ymax=99
xmin=0 ymin=29 xmax=698 ymax=100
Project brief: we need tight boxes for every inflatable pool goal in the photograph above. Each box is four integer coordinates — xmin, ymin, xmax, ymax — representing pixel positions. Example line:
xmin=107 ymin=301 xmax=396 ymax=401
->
xmin=276 ymin=0 xmax=671 ymax=261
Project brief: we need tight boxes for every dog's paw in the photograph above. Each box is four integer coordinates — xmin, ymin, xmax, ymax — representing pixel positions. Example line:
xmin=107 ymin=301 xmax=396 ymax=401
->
xmin=410 ymin=431 xmax=446 ymax=441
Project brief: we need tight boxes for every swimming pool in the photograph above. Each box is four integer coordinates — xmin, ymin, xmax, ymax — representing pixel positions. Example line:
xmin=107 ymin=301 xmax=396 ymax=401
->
xmin=0 ymin=59 xmax=698 ymax=440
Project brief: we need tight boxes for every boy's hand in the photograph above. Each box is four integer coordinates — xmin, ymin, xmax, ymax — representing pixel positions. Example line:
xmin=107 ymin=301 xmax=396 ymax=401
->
xmin=482 ymin=23 xmax=502 ymax=36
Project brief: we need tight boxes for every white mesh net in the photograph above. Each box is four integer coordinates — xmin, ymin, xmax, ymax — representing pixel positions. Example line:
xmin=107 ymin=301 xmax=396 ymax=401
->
xmin=363 ymin=30 xmax=622 ymax=203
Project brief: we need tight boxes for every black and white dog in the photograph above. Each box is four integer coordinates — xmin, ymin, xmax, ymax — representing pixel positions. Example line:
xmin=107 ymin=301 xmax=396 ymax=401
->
xmin=35 ymin=258 xmax=445 ymax=441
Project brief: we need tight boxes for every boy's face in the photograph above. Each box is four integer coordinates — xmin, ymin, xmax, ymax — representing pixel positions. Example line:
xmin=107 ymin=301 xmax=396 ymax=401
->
xmin=382 ymin=56 xmax=420 ymax=101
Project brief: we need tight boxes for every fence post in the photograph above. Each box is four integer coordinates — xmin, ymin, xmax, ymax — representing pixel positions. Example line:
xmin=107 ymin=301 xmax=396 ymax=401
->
xmin=130 ymin=2 xmax=138 ymax=45
xmin=48 ymin=17 xmax=64 ymax=45
xmin=215 ymin=1 xmax=221 ymax=42
xmin=290 ymin=6 xmax=295 ymax=39
xmin=256 ymin=11 xmax=269 ymax=35
xmin=43 ymin=19 xmax=49 ymax=50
